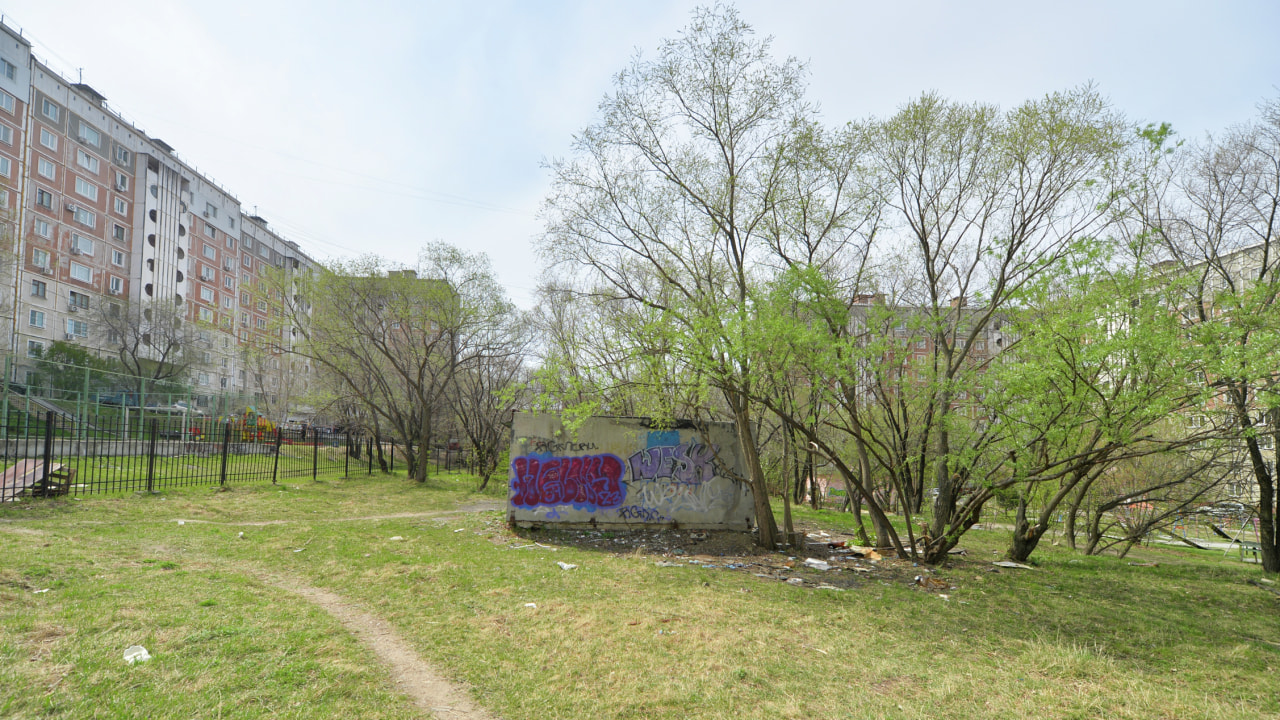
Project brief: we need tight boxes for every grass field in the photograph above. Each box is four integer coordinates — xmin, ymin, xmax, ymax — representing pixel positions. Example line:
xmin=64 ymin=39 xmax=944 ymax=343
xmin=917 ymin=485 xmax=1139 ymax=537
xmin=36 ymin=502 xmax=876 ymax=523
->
xmin=1 ymin=473 xmax=1277 ymax=719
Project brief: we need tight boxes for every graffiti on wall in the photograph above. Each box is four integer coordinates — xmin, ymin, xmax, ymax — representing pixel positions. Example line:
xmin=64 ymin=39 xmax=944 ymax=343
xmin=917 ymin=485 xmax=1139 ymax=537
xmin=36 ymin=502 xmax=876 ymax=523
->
xmin=509 ymin=417 xmax=753 ymax=529
xmin=627 ymin=441 xmax=719 ymax=485
xmin=510 ymin=454 xmax=626 ymax=510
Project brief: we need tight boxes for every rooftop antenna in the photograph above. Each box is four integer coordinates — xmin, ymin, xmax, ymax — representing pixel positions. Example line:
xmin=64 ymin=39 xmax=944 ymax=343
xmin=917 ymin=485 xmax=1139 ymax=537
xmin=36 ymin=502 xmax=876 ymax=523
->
xmin=77 ymin=68 xmax=82 ymax=83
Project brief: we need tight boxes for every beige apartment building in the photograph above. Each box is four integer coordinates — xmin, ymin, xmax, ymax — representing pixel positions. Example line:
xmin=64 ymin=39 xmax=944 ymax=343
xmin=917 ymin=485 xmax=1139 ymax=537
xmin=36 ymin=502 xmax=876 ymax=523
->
xmin=0 ymin=20 xmax=315 ymax=418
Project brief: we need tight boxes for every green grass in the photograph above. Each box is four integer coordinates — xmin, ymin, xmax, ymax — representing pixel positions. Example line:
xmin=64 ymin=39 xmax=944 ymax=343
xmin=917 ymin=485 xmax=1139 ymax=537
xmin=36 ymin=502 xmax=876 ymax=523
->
xmin=1 ymin=474 xmax=1276 ymax=719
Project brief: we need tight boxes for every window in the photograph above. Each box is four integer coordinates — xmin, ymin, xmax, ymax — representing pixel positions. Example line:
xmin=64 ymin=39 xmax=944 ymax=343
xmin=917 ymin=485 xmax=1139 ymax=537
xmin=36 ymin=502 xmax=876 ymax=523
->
xmin=198 ymin=372 xmax=210 ymax=386
xmin=111 ymin=249 xmax=125 ymax=266
xmin=74 ymin=177 xmax=99 ymax=201
xmin=242 ymin=255 xmax=252 ymax=269
xmin=0 ymin=90 xmax=14 ymax=114
xmin=68 ymin=291 xmax=89 ymax=309
xmin=223 ymin=297 xmax=233 ymax=309
xmin=34 ymin=219 xmax=52 ymax=239
xmin=240 ymin=312 xmax=249 ymax=325
xmin=205 ymin=202 xmax=217 ymax=218
xmin=115 ymin=146 xmax=130 ymax=165
xmin=203 ymin=243 xmax=216 ymax=259
xmin=41 ymin=98 xmax=59 ymax=122
xmin=39 ymin=128 xmax=57 ymax=151
xmin=30 ymin=279 xmax=46 ymax=298
xmin=204 ymin=224 xmax=216 ymax=239
xmin=223 ymin=276 xmax=234 ymax=289
xmin=77 ymin=150 xmax=100 ymax=174
xmin=37 ymin=157 xmax=55 ymax=179
xmin=72 ymin=206 xmax=96 ymax=228
xmin=71 ymin=233 xmax=94 ymax=256
xmin=256 ymin=300 xmax=267 ymax=312
xmin=28 ymin=310 xmax=44 ymax=328
xmin=0 ymin=58 xmax=13 ymax=80
xmin=32 ymin=249 xmax=49 ymax=269
xmin=241 ymin=292 xmax=250 ymax=305
xmin=200 ymin=286 xmax=214 ymax=302
xmin=198 ymin=308 xmax=213 ymax=322
xmin=109 ymin=276 xmax=123 ymax=295
xmin=256 ymin=317 xmax=267 ymax=329
xmin=26 ymin=340 xmax=43 ymax=358
xmin=78 ymin=124 xmax=101 ymax=146
xmin=35 ymin=188 xmax=53 ymax=210
xmin=200 ymin=264 xmax=214 ymax=281
xmin=114 ymin=197 xmax=128 ymax=216
xmin=114 ymin=172 xmax=128 ymax=191
xmin=112 ymin=224 xmax=126 ymax=242
xmin=0 ymin=189 xmax=6 ymax=209
xmin=69 ymin=261 xmax=92 ymax=283
xmin=225 ymin=236 xmax=235 ymax=250
xmin=0 ymin=125 xmax=10 ymax=144
xmin=65 ymin=319 xmax=88 ymax=338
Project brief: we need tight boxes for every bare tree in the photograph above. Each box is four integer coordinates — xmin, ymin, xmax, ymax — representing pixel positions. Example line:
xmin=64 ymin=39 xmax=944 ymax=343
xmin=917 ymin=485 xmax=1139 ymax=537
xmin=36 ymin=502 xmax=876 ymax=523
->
xmin=283 ymin=243 xmax=517 ymax=483
xmin=1138 ymin=97 xmax=1280 ymax=573
xmin=94 ymin=298 xmax=197 ymax=397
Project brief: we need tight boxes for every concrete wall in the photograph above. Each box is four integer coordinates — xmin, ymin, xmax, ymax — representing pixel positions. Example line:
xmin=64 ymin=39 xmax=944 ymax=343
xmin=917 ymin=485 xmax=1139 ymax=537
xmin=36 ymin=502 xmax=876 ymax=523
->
xmin=508 ymin=413 xmax=756 ymax=531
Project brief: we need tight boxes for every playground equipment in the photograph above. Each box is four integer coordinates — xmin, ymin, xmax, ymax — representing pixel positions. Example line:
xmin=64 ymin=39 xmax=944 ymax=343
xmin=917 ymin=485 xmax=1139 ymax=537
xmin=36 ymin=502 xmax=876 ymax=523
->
xmin=216 ymin=406 xmax=276 ymax=442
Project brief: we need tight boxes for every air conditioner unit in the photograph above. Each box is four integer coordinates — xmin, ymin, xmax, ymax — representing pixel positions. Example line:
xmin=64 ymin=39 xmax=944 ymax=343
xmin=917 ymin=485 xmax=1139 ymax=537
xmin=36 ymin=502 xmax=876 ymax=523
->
xmin=202 ymin=211 xmax=209 ymax=218
xmin=67 ymin=305 xmax=78 ymax=313
xmin=70 ymin=247 xmax=81 ymax=255
xmin=115 ymin=182 xmax=126 ymax=191
xmin=40 ymin=267 xmax=53 ymax=275
xmin=65 ymin=204 xmax=78 ymax=213
xmin=64 ymin=333 xmax=75 ymax=340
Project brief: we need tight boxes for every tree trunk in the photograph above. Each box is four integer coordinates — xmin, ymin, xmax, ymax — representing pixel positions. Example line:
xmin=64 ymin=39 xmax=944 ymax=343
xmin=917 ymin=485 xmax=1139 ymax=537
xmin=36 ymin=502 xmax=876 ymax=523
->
xmin=849 ymin=486 xmax=871 ymax=546
xmin=374 ymin=436 xmax=388 ymax=473
xmin=415 ymin=427 xmax=432 ymax=483
xmin=1007 ymin=495 xmax=1047 ymax=563
xmin=730 ymin=399 xmax=779 ymax=549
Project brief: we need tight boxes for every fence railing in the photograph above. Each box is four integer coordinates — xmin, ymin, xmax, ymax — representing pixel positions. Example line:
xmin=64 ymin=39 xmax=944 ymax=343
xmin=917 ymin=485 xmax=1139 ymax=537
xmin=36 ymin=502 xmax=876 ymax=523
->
xmin=0 ymin=411 xmax=374 ymax=500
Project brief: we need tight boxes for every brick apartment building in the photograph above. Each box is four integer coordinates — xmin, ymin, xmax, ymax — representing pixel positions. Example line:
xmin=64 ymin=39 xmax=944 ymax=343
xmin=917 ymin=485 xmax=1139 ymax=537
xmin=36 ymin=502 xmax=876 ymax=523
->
xmin=0 ymin=20 xmax=315 ymax=416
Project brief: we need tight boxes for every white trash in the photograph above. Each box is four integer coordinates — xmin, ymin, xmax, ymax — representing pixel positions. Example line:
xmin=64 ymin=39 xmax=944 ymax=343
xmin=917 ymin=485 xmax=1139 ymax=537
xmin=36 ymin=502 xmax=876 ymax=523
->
xmin=803 ymin=558 xmax=831 ymax=571
xmin=123 ymin=645 xmax=151 ymax=664
xmin=556 ymin=562 xmax=578 ymax=571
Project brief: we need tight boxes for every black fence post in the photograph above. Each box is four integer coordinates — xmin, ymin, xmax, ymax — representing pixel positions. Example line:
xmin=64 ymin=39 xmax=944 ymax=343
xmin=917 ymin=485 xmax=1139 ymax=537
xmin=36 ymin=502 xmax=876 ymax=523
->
xmin=271 ymin=428 xmax=282 ymax=484
xmin=40 ymin=412 xmax=54 ymax=498
xmin=219 ymin=421 xmax=231 ymax=486
xmin=368 ymin=436 xmax=373 ymax=475
xmin=390 ymin=441 xmax=394 ymax=474
xmin=312 ymin=426 xmax=319 ymax=482
xmin=343 ymin=432 xmax=350 ymax=478
xmin=146 ymin=419 xmax=158 ymax=494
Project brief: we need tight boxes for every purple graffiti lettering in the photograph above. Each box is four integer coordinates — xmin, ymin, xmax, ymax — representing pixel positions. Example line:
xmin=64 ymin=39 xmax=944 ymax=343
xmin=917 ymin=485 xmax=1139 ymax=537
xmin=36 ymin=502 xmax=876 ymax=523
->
xmin=510 ymin=454 xmax=626 ymax=510
xmin=628 ymin=442 xmax=718 ymax=484
xmin=616 ymin=505 xmax=665 ymax=523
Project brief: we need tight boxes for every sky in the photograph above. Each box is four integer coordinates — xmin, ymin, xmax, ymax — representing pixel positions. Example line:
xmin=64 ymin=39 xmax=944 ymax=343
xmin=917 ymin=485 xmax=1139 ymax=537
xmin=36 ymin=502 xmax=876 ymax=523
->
xmin=3 ymin=1 xmax=1278 ymax=307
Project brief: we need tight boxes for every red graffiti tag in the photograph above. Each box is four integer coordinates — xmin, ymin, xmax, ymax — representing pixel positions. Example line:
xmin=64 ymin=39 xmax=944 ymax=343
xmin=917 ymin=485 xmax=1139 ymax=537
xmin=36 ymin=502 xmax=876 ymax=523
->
xmin=510 ymin=454 xmax=626 ymax=509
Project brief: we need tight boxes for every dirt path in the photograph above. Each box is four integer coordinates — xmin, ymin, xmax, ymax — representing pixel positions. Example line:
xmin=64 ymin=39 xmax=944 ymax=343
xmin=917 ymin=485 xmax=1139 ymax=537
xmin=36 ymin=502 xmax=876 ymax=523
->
xmin=263 ymin=573 xmax=502 ymax=720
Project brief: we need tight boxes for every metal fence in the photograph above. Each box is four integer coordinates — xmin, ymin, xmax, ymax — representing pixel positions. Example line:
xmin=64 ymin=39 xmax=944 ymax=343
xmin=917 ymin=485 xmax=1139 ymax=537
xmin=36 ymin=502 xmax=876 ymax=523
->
xmin=0 ymin=410 xmax=377 ymax=500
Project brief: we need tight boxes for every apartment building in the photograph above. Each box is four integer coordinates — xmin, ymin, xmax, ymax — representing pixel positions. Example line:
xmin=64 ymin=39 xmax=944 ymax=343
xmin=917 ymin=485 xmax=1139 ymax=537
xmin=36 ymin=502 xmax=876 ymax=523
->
xmin=0 ymin=20 xmax=317 ymax=417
